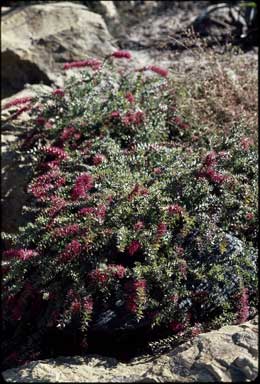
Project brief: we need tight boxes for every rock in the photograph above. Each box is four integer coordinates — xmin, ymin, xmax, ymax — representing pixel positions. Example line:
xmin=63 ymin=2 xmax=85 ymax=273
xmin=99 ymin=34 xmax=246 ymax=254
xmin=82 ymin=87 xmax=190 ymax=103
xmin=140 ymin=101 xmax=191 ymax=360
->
xmin=1 ymin=85 xmax=52 ymax=236
xmin=2 ymin=317 xmax=258 ymax=382
xmin=1 ymin=2 xmax=117 ymax=98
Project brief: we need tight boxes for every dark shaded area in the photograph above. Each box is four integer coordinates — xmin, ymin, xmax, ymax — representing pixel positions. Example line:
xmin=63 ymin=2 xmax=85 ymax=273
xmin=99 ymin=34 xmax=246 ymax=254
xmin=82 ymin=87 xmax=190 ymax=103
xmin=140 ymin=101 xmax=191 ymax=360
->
xmin=1 ymin=50 xmax=52 ymax=98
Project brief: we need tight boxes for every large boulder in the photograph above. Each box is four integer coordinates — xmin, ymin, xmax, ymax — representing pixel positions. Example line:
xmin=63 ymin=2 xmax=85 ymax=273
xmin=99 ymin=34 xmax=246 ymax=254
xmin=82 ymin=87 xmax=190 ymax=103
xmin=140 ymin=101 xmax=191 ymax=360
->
xmin=1 ymin=2 xmax=117 ymax=98
xmin=2 ymin=317 xmax=258 ymax=382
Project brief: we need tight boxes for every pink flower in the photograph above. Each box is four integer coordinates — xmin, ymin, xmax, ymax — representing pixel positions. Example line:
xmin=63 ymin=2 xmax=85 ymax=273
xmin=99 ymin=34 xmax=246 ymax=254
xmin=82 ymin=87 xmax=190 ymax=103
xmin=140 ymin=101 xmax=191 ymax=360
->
xmin=3 ymin=96 xmax=32 ymax=110
xmin=168 ymin=204 xmax=183 ymax=215
xmin=170 ymin=294 xmax=179 ymax=304
xmin=153 ymin=167 xmax=162 ymax=175
xmin=125 ymin=279 xmax=146 ymax=313
xmin=127 ymin=240 xmax=141 ymax=256
xmin=47 ymin=196 xmax=67 ymax=217
xmin=203 ymin=151 xmax=217 ymax=167
xmin=72 ymin=173 xmax=94 ymax=200
xmin=107 ymin=264 xmax=126 ymax=279
xmin=122 ymin=111 xmax=145 ymax=126
xmin=128 ymin=184 xmax=149 ymax=201
xmin=63 ymin=58 xmax=102 ymax=71
xmin=3 ymin=249 xmax=38 ymax=260
xmin=95 ymin=204 xmax=107 ymax=220
xmin=82 ymin=297 xmax=93 ymax=312
xmin=156 ymin=223 xmax=167 ymax=238
xmin=52 ymin=88 xmax=65 ymax=96
xmin=138 ymin=65 xmax=168 ymax=77
xmin=125 ymin=92 xmax=135 ymax=103
xmin=60 ymin=126 xmax=76 ymax=141
xmin=178 ymin=260 xmax=187 ymax=279
xmin=59 ymin=239 xmax=82 ymax=262
xmin=36 ymin=116 xmax=46 ymax=126
xmin=9 ymin=105 xmax=31 ymax=120
xmin=240 ymin=137 xmax=254 ymax=151
xmin=71 ymin=300 xmax=81 ymax=313
xmin=78 ymin=207 xmax=95 ymax=216
xmin=53 ymin=224 xmax=80 ymax=238
xmin=134 ymin=221 xmax=145 ymax=231
xmin=246 ymin=212 xmax=254 ymax=220
xmin=92 ymin=154 xmax=106 ymax=165
xmin=42 ymin=146 xmax=68 ymax=160
xmin=236 ymin=288 xmax=250 ymax=324
xmin=89 ymin=269 xmax=109 ymax=284
xmin=111 ymin=50 xmax=132 ymax=59
xmin=110 ymin=111 xmax=120 ymax=119
xmin=169 ymin=320 xmax=185 ymax=333
xmin=28 ymin=170 xmax=66 ymax=201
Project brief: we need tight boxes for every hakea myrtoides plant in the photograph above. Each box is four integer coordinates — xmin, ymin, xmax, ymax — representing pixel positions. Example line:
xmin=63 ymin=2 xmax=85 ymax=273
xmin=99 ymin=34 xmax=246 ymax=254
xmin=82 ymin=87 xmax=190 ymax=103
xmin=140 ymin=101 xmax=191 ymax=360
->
xmin=2 ymin=51 xmax=258 ymax=369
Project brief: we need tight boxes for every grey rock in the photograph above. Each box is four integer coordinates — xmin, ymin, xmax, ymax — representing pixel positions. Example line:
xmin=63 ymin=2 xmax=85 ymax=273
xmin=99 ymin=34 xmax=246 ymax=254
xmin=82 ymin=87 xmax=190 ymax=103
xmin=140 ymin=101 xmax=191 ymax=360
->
xmin=2 ymin=317 xmax=258 ymax=382
xmin=1 ymin=2 xmax=117 ymax=98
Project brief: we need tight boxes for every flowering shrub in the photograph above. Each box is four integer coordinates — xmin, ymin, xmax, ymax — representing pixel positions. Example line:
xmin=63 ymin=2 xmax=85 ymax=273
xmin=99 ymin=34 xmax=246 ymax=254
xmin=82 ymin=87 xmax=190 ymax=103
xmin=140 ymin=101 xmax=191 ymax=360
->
xmin=2 ymin=52 xmax=258 ymax=368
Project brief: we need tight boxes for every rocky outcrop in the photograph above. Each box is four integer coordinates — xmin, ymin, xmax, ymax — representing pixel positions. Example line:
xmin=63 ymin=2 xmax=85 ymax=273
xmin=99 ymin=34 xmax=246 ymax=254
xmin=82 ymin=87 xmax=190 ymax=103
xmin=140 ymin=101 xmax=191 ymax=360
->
xmin=1 ymin=2 xmax=117 ymax=98
xmin=1 ymin=85 xmax=52 ymax=236
xmin=2 ymin=317 xmax=258 ymax=382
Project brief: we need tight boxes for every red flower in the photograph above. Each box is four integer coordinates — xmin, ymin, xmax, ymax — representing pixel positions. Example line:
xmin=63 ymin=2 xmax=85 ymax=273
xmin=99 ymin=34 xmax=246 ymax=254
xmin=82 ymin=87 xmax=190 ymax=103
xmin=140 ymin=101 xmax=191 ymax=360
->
xmin=203 ymin=151 xmax=218 ymax=167
xmin=92 ymin=154 xmax=106 ymax=165
xmin=122 ymin=111 xmax=144 ymax=126
xmin=78 ymin=207 xmax=95 ymax=216
xmin=110 ymin=111 xmax=120 ymax=119
xmin=168 ymin=204 xmax=183 ymax=215
xmin=82 ymin=297 xmax=93 ymax=312
xmin=47 ymin=196 xmax=67 ymax=217
xmin=3 ymin=249 xmax=38 ymax=260
xmin=52 ymin=88 xmax=65 ymax=96
xmin=134 ymin=221 xmax=145 ymax=231
xmin=28 ymin=170 xmax=66 ymax=201
xmin=36 ymin=116 xmax=46 ymax=126
xmin=240 ymin=137 xmax=254 ymax=151
xmin=72 ymin=173 xmax=94 ymax=200
xmin=42 ymin=146 xmax=68 ymax=160
xmin=169 ymin=320 xmax=185 ymax=333
xmin=95 ymin=204 xmax=107 ymax=221
xmin=236 ymin=288 xmax=250 ymax=324
xmin=53 ymin=224 xmax=80 ymax=238
xmin=107 ymin=264 xmax=126 ymax=279
xmin=111 ymin=50 xmax=132 ymax=59
xmin=138 ymin=65 xmax=168 ymax=77
xmin=71 ymin=300 xmax=81 ymax=313
xmin=246 ymin=212 xmax=254 ymax=220
xmin=127 ymin=240 xmax=141 ymax=256
xmin=3 ymin=96 xmax=32 ymax=110
xmin=153 ymin=167 xmax=162 ymax=175
xmin=125 ymin=92 xmax=135 ymax=103
xmin=128 ymin=184 xmax=149 ymax=201
xmin=63 ymin=58 xmax=102 ymax=71
xmin=89 ymin=269 xmax=109 ymax=284
xmin=156 ymin=223 xmax=167 ymax=238
xmin=59 ymin=239 xmax=82 ymax=262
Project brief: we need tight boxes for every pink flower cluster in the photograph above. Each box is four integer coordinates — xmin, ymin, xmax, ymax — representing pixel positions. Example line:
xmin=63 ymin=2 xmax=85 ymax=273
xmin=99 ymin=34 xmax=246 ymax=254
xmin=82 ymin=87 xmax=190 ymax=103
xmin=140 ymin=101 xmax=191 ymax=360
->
xmin=89 ymin=264 xmax=126 ymax=283
xmin=78 ymin=204 xmax=106 ymax=221
xmin=168 ymin=204 xmax=183 ymax=215
xmin=110 ymin=111 xmax=121 ymax=119
xmin=198 ymin=167 xmax=227 ymax=184
xmin=72 ymin=173 xmax=94 ymax=200
xmin=172 ymin=116 xmax=189 ymax=130
xmin=63 ymin=58 xmax=102 ymax=71
xmin=125 ymin=92 xmax=135 ymax=104
xmin=60 ymin=126 xmax=81 ymax=143
xmin=47 ymin=196 xmax=67 ymax=218
xmin=240 ymin=137 xmax=254 ymax=151
xmin=3 ymin=249 xmax=38 ymax=261
xmin=52 ymin=88 xmax=65 ymax=97
xmin=127 ymin=240 xmax=141 ymax=256
xmin=236 ymin=288 xmax=250 ymax=324
xmin=9 ymin=105 xmax=31 ymax=120
xmin=125 ymin=279 xmax=146 ymax=313
xmin=122 ymin=111 xmax=145 ymax=126
xmin=59 ymin=239 xmax=82 ymax=262
xmin=53 ymin=224 xmax=80 ymax=238
xmin=169 ymin=320 xmax=185 ymax=333
xmin=134 ymin=221 xmax=145 ymax=231
xmin=3 ymin=96 xmax=32 ymax=110
xmin=36 ymin=116 xmax=46 ymax=126
xmin=92 ymin=153 xmax=106 ymax=165
xmin=128 ymin=183 xmax=149 ymax=201
xmin=111 ymin=50 xmax=132 ymax=59
xmin=28 ymin=170 xmax=66 ymax=201
xmin=42 ymin=146 xmax=68 ymax=160
xmin=137 ymin=65 xmax=168 ymax=77
xmin=156 ymin=223 xmax=167 ymax=238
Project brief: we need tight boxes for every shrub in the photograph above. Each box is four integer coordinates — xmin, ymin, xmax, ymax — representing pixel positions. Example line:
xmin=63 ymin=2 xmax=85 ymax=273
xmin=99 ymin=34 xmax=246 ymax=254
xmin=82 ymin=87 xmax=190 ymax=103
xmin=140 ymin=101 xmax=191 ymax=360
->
xmin=2 ymin=53 xmax=258 ymax=369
